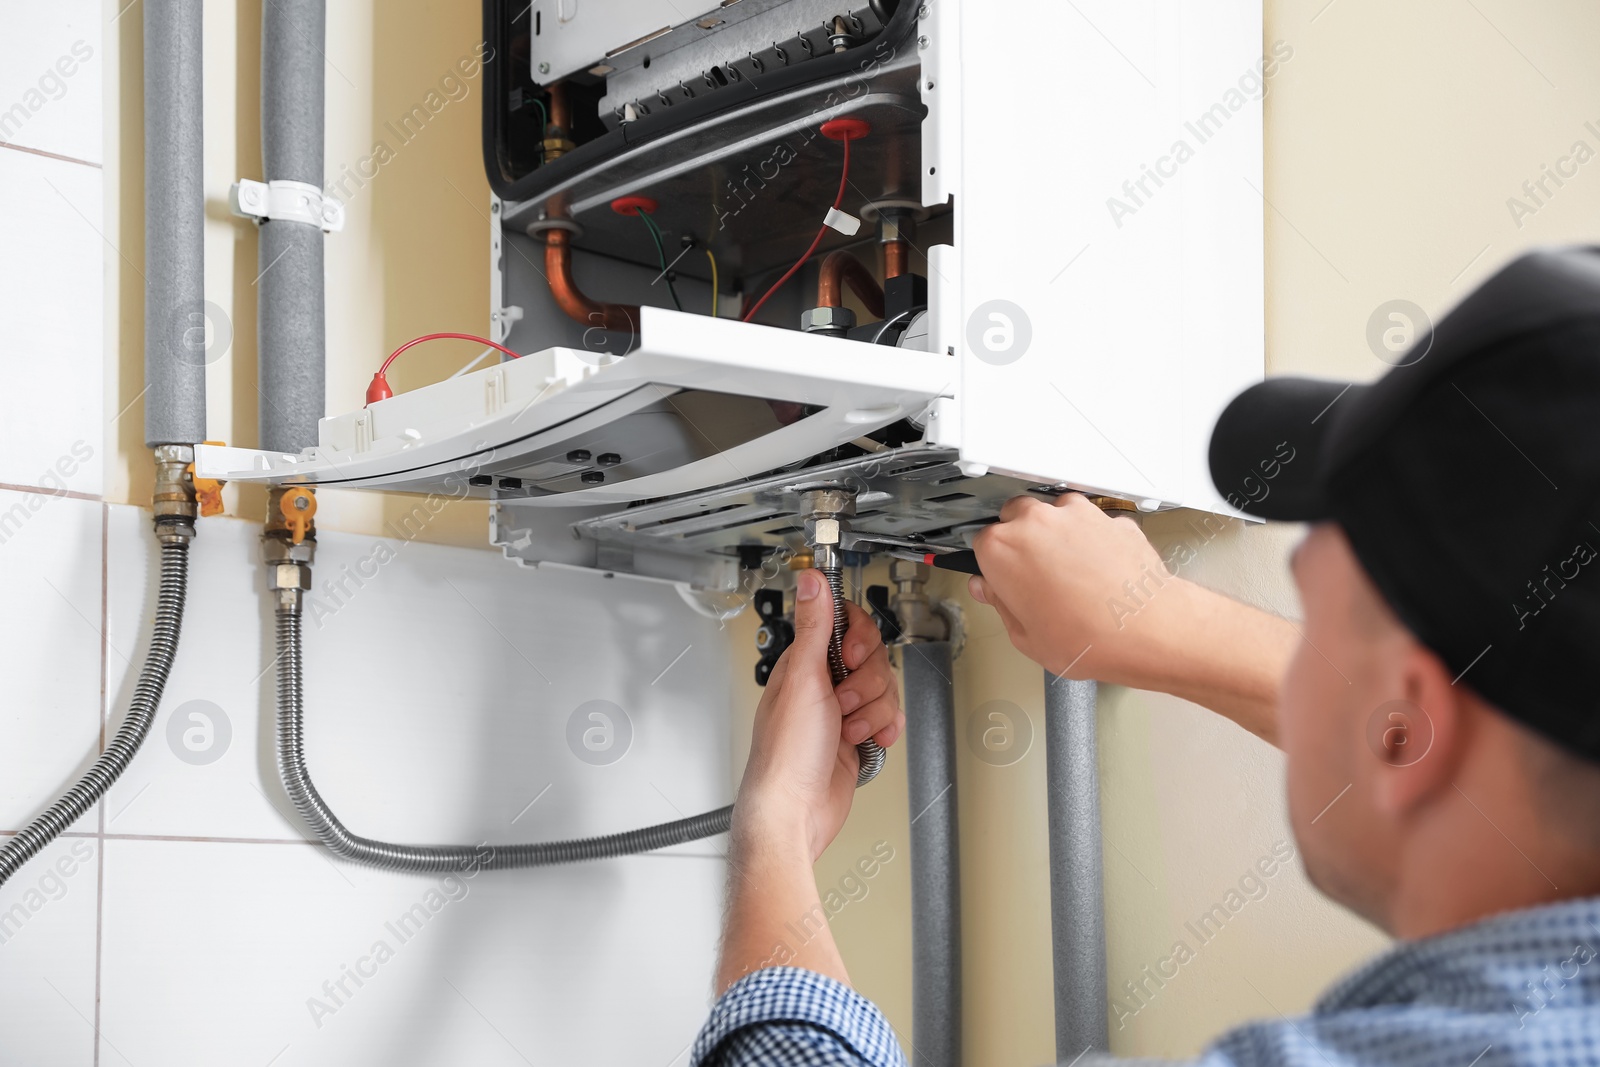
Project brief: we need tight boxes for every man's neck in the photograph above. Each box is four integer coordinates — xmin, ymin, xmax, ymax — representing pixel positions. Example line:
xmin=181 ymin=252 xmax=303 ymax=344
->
xmin=1386 ymin=794 xmax=1600 ymax=940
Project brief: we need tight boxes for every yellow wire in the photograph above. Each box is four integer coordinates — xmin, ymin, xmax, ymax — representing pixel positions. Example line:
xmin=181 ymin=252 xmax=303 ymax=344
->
xmin=705 ymin=247 xmax=719 ymax=318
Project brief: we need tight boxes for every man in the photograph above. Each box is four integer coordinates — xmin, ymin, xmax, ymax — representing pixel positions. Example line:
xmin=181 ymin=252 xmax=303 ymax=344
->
xmin=692 ymin=247 xmax=1600 ymax=1066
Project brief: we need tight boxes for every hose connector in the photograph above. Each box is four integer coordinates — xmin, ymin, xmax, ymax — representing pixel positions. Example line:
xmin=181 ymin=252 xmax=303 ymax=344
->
xmin=152 ymin=444 xmax=198 ymax=544
xmin=801 ymin=487 xmax=855 ymax=574
xmin=263 ymin=486 xmax=316 ymax=611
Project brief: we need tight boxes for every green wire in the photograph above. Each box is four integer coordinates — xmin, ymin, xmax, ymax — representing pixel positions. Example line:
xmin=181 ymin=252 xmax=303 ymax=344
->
xmin=638 ymin=210 xmax=684 ymax=312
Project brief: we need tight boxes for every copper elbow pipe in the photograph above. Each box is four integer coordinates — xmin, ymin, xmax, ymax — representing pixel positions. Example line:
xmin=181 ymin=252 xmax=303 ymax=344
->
xmin=884 ymin=239 xmax=910 ymax=279
xmin=816 ymin=251 xmax=885 ymax=318
xmin=545 ymin=230 xmax=639 ymax=333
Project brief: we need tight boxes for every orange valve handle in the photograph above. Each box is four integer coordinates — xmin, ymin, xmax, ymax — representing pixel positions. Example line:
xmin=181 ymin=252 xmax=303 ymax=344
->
xmin=187 ymin=441 xmax=228 ymax=518
xmin=280 ymin=488 xmax=317 ymax=544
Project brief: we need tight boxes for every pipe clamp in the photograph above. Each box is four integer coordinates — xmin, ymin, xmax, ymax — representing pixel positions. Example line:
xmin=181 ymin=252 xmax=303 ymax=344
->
xmin=231 ymin=178 xmax=346 ymax=232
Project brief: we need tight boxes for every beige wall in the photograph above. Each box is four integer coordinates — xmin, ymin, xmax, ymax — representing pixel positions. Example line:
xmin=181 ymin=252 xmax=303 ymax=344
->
xmin=106 ymin=0 xmax=1600 ymax=1062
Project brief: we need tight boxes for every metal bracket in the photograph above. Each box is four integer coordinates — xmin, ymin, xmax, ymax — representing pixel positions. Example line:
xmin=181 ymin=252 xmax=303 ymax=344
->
xmin=230 ymin=178 xmax=346 ymax=232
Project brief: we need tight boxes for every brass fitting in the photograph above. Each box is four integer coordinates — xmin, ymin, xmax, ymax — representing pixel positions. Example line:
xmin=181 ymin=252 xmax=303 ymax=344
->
xmin=1087 ymin=494 xmax=1142 ymax=525
xmin=889 ymin=558 xmax=950 ymax=643
xmin=151 ymin=444 xmax=198 ymax=544
xmin=263 ymin=486 xmax=317 ymax=610
xmin=542 ymin=134 xmax=577 ymax=161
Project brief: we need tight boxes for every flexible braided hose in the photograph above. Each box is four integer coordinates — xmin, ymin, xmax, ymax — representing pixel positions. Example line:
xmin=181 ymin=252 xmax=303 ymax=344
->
xmin=0 ymin=540 xmax=190 ymax=886
xmin=821 ymin=565 xmax=885 ymax=787
xmin=274 ymin=605 xmax=732 ymax=871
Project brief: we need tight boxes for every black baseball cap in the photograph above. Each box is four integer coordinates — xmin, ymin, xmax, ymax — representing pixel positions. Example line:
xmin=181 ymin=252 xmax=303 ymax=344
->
xmin=1208 ymin=247 xmax=1600 ymax=763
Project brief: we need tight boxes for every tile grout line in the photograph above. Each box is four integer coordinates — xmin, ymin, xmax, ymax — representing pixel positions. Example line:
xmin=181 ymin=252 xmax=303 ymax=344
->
xmin=93 ymin=502 xmax=107 ymax=1067
xmin=0 ymin=828 xmax=729 ymax=856
xmin=0 ymin=480 xmax=102 ymax=502
xmin=0 ymin=829 xmax=320 ymax=845
xmin=0 ymin=140 xmax=104 ymax=170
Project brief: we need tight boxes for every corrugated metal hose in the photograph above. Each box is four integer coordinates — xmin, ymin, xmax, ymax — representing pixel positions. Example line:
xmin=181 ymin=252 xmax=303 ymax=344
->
xmin=822 ymin=563 xmax=886 ymax=786
xmin=0 ymin=540 xmax=191 ymax=886
xmin=274 ymin=603 xmax=733 ymax=871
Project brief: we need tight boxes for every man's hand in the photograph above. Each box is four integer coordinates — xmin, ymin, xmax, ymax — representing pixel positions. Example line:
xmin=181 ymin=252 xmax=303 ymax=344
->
xmin=970 ymin=493 xmax=1174 ymax=679
xmin=715 ymin=568 xmax=904 ymax=995
xmin=734 ymin=568 xmax=904 ymax=863
xmin=970 ymin=493 xmax=1296 ymax=744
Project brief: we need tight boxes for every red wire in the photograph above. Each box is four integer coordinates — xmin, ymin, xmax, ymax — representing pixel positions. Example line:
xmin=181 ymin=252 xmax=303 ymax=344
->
xmin=741 ymin=135 xmax=854 ymax=323
xmin=378 ymin=332 xmax=522 ymax=377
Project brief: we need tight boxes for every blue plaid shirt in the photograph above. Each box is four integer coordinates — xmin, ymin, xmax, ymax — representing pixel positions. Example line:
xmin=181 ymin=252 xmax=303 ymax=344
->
xmin=692 ymin=896 xmax=1600 ymax=1067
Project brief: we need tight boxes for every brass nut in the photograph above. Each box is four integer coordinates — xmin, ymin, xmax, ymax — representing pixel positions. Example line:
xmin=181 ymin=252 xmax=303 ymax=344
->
xmin=262 ymin=536 xmax=316 ymax=565
xmin=1087 ymin=494 xmax=1138 ymax=516
xmin=889 ymin=558 xmax=929 ymax=584
xmin=800 ymin=306 xmax=856 ymax=334
xmin=879 ymin=211 xmax=916 ymax=245
xmin=269 ymin=563 xmax=312 ymax=592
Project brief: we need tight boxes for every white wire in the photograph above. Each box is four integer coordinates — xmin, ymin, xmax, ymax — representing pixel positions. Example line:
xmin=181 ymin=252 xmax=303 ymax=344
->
xmin=448 ymin=346 xmax=497 ymax=379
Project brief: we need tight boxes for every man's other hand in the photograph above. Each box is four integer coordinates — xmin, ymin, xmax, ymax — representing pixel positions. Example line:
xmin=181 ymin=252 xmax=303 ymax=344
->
xmin=734 ymin=569 xmax=904 ymax=862
xmin=970 ymin=493 xmax=1177 ymax=680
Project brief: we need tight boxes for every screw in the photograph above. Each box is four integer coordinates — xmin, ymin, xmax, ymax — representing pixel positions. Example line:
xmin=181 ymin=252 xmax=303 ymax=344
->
xmin=538 ymin=61 xmax=550 ymax=75
xmin=291 ymin=496 xmax=310 ymax=511
xmin=918 ymin=35 xmax=930 ymax=49
xmin=918 ymin=4 xmax=930 ymax=18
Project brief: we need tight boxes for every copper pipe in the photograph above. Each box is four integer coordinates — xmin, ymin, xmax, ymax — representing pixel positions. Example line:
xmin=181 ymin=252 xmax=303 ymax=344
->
xmin=547 ymin=81 xmax=570 ymax=136
xmin=817 ymin=251 xmax=885 ymax=318
xmin=545 ymin=230 xmax=639 ymax=333
xmin=884 ymin=238 xmax=910 ymax=279
xmin=543 ymin=82 xmax=576 ymax=162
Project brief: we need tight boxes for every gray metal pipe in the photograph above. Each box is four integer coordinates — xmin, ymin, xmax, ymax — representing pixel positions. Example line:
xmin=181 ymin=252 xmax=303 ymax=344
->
xmin=1043 ymin=673 xmax=1108 ymax=1060
xmin=143 ymin=0 xmax=207 ymax=447
xmin=903 ymin=641 xmax=961 ymax=1067
xmin=258 ymin=0 xmax=327 ymax=453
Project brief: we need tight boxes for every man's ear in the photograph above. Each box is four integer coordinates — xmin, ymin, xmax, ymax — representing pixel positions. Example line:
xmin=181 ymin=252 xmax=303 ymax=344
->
xmin=1370 ymin=639 xmax=1466 ymax=817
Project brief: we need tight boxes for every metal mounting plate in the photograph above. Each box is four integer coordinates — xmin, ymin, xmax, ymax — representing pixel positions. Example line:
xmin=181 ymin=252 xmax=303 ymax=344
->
xmin=529 ymin=445 xmax=1057 ymax=590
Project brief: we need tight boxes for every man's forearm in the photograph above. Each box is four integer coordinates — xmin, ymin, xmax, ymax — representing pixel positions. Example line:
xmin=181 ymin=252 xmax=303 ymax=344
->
xmin=1105 ymin=578 xmax=1296 ymax=746
xmin=714 ymin=812 xmax=850 ymax=996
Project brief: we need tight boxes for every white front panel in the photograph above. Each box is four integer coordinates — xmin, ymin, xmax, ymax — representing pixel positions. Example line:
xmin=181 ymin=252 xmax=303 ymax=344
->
xmin=955 ymin=0 xmax=1264 ymax=512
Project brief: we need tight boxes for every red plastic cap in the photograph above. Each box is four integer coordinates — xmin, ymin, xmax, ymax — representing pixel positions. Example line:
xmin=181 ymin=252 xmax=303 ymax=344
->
xmin=610 ymin=195 xmax=659 ymax=216
xmin=365 ymin=372 xmax=393 ymax=406
xmin=820 ymin=117 xmax=871 ymax=141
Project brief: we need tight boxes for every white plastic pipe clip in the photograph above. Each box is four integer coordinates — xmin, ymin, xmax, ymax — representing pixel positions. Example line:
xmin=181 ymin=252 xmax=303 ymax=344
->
xmin=230 ymin=178 xmax=346 ymax=233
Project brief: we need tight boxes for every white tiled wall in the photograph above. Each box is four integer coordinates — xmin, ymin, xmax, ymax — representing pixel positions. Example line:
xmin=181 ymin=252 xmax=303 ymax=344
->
xmin=3 ymin=503 xmax=735 ymax=1066
xmin=1 ymin=7 xmax=735 ymax=1064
